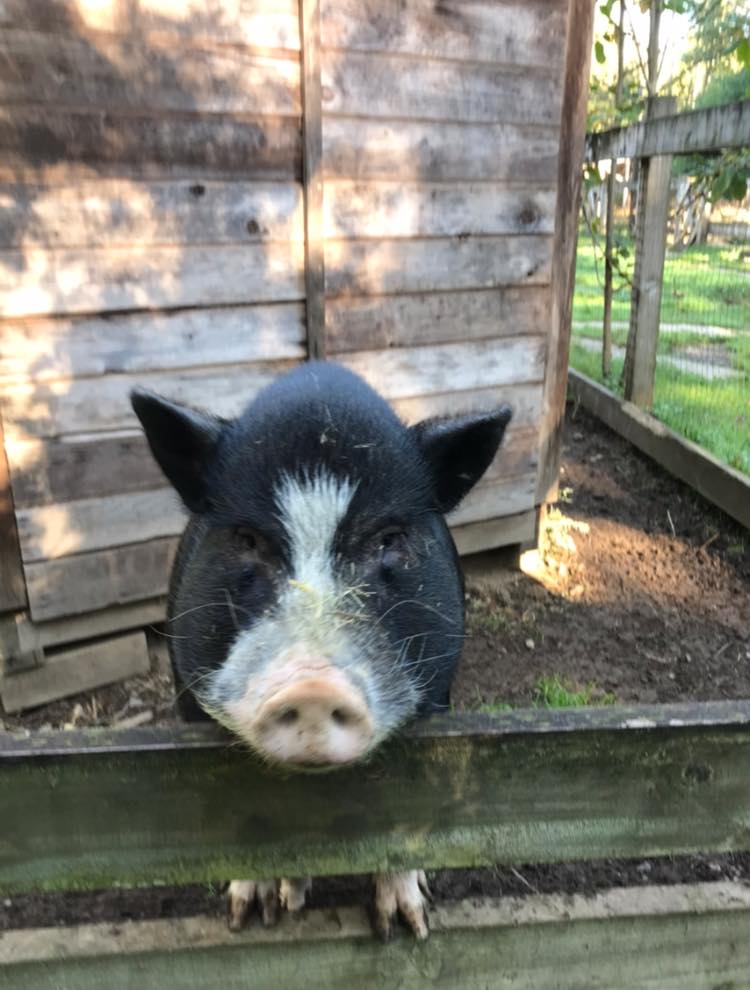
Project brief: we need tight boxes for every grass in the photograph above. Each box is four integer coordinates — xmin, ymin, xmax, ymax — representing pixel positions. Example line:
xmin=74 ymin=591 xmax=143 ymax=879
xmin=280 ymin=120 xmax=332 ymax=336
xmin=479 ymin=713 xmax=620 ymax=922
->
xmin=570 ymin=232 xmax=750 ymax=477
xmin=465 ymin=676 xmax=617 ymax=714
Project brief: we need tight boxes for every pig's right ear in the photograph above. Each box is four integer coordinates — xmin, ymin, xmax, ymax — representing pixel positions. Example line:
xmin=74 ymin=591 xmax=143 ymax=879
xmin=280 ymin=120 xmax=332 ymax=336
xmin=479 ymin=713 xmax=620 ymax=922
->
xmin=130 ymin=390 xmax=223 ymax=513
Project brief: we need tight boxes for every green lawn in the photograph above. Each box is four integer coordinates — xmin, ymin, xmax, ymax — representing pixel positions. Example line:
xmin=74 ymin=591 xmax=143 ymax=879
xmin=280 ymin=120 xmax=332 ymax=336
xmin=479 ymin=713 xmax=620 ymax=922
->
xmin=570 ymin=233 xmax=750 ymax=477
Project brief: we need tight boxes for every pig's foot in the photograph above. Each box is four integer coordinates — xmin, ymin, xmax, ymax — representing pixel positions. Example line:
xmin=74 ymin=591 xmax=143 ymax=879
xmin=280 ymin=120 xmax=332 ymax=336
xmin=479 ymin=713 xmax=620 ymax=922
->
xmin=227 ymin=877 xmax=311 ymax=930
xmin=373 ymin=870 xmax=430 ymax=941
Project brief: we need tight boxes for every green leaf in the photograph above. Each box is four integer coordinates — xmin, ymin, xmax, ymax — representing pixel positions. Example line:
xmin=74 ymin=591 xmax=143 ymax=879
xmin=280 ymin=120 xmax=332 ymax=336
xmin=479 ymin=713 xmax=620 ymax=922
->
xmin=595 ymin=40 xmax=606 ymax=64
xmin=737 ymin=39 xmax=750 ymax=72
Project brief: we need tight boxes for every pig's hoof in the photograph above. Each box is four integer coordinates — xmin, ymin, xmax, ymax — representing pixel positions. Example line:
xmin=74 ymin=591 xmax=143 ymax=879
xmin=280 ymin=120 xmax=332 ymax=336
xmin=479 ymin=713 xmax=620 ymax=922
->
xmin=373 ymin=870 xmax=430 ymax=941
xmin=227 ymin=879 xmax=279 ymax=930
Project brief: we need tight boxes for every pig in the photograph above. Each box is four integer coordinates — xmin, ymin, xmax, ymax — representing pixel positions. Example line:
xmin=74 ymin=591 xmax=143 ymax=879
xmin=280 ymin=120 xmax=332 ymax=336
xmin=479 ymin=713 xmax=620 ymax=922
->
xmin=131 ymin=361 xmax=511 ymax=939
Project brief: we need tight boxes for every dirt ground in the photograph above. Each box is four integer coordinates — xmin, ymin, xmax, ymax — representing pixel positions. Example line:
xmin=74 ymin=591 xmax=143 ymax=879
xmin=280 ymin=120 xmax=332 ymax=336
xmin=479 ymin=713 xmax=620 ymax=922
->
xmin=3 ymin=402 xmax=750 ymax=930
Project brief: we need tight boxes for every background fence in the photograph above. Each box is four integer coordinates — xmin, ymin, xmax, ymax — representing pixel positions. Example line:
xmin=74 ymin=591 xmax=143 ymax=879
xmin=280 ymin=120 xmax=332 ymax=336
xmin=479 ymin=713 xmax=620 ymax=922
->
xmin=572 ymin=99 xmax=750 ymax=478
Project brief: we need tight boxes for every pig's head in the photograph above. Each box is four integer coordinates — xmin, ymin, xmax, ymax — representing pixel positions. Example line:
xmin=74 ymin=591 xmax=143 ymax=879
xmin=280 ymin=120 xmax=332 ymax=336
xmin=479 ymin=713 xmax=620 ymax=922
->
xmin=132 ymin=362 xmax=511 ymax=768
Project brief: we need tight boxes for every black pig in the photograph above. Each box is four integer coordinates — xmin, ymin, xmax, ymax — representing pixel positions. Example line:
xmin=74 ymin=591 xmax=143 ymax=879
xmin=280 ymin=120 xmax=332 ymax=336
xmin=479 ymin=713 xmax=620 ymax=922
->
xmin=131 ymin=361 xmax=511 ymax=938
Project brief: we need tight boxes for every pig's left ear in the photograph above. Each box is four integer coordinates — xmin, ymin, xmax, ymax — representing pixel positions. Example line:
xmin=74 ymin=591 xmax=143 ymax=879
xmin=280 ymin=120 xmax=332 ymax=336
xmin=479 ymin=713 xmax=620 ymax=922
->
xmin=411 ymin=406 xmax=513 ymax=513
xmin=130 ymin=389 xmax=224 ymax=513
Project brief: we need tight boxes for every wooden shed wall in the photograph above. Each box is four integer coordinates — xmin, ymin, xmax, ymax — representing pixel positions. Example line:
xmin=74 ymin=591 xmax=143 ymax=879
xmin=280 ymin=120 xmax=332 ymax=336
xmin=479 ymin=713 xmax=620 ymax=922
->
xmin=0 ymin=0 xmax=579 ymax=634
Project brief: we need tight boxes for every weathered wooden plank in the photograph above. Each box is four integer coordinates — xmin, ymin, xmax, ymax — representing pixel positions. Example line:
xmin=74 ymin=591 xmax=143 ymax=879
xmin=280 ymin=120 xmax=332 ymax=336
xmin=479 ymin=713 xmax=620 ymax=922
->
xmin=392 ymin=382 xmax=544 ymax=430
xmin=23 ymin=536 xmax=177 ymax=621
xmin=327 ymin=287 xmax=551 ymax=353
xmin=16 ymin=489 xmax=184 ymax=563
xmin=0 ymin=181 xmax=303 ymax=250
xmin=323 ymin=118 xmax=560 ymax=182
xmin=0 ymin=31 xmax=301 ymax=115
xmin=321 ymin=51 xmax=563 ymax=125
xmin=0 ymin=107 xmax=301 ymax=178
xmin=0 ymin=409 xmax=27 ymax=612
xmin=587 ymin=98 xmax=750 ymax=160
xmin=568 ymin=370 xmax=750 ymax=532
xmin=2 ymin=361 xmax=298 ymax=440
xmin=325 ymin=236 xmax=553 ymax=297
xmin=322 ymin=0 xmax=567 ymax=70
xmin=0 ymin=630 xmax=149 ymax=713
xmin=535 ymin=0 xmax=594 ymax=504
xmin=0 ymin=304 xmax=306 ymax=384
xmin=0 ymin=0 xmax=301 ymax=50
xmin=300 ymin=0 xmax=326 ymax=358
xmin=453 ymin=508 xmax=538 ymax=556
xmin=2 ymin=701 xmax=750 ymax=891
xmin=325 ymin=182 xmax=556 ymax=240
xmin=0 ymin=242 xmax=305 ymax=319
xmin=448 ymin=472 xmax=536 ymax=527
xmin=6 ymin=884 xmax=750 ymax=990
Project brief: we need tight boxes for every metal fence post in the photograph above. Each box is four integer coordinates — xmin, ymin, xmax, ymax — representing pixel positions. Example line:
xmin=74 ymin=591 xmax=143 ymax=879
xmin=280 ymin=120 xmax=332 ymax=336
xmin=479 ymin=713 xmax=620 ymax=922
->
xmin=622 ymin=95 xmax=676 ymax=408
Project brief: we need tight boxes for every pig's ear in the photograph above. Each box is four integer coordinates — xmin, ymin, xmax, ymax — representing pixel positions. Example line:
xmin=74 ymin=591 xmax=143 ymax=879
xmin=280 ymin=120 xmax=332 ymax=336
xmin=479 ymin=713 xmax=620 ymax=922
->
xmin=411 ymin=406 xmax=513 ymax=513
xmin=130 ymin=389 xmax=223 ymax=513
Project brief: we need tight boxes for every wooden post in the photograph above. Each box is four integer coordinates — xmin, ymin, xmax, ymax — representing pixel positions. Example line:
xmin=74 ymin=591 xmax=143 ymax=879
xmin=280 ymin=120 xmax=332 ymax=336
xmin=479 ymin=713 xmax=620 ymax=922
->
xmin=0 ymin=408 xmax=26 ymax=614
xmin=622 ymin=95 xmax=675 ymax=408
xmin=299 ymin=0 xmax=325 ymax=360
xmin=602 ymin=163 xmax=616 ymax=378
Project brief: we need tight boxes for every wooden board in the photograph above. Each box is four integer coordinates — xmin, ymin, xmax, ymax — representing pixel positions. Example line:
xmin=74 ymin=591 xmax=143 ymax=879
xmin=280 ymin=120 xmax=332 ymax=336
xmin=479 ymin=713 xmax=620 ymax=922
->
xmin=0 ymin=304 xmax=306 ymax=384
xmin=0 ymin=31 xmax=301 ymax=115
xmin=5 ymin=884 xmax=750 ymax=989
xmin=0 ymin=107 xmax=302 ymax=179
xmin=325 ymin=236 xmax=552 ymax=297
xmin=325 ymin=182 xmax=556 ymax=239
xmin=0 ymin=409 xmax=26 ymax=613
xmin=2 ymin=701 xmax=750 ymax=891
xmin=0 ymin=181 xmax=303 ymax=250
xmin=0 ymin=0 xmax=301 ymax=50
xmin=391 ymin=383 xmax=544 ymax=431
xmin=453 ymin=509 xmax=538 ymax=556
xmin=321 ymin=51 xmax=562 ymax=125
xmin=327 ymin=287 xmax=551 ymax=353
xmin=0 ymin=630 xmax=150 ymax=713
xmin=321 ymin=0 xmax=567 ymax=70
xmin=568 ymin=370 xmax=750 ymax=532
xmin=23 ymin=536 xmax=178 ymax=621
xmin=0 ymin=242 xmax=305 ymax=319
xmin=323 ymin=118 xmax=560 ymax=182
xmin=448 ymin=473 xmax=536 ymax=527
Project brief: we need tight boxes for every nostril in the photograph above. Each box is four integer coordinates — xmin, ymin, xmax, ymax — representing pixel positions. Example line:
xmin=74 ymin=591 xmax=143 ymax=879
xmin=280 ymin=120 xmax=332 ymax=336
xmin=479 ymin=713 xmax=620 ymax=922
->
xmin=331 ymin=707 xmax=351 ymax=726
xmin=277 ymin=708 xmax=299 ymax=725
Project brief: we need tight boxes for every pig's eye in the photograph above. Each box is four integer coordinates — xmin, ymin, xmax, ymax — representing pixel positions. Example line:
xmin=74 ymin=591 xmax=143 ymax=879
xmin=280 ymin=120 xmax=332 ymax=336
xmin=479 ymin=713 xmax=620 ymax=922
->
xmin=234 ymin=526 xmax=259 ymax=553
xmin=379 ymin=528 xmax=408 ymax=571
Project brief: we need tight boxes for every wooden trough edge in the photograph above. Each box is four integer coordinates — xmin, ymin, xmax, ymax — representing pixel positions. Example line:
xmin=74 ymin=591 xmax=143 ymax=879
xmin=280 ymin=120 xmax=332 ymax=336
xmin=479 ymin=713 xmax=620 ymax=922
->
xmin=3 ymin=701 xmax=750 ymax=894
xmin=568 ymin=369 xmax=750 ymax=532
xmin=3 ymin=883 xmax=750 ymax=989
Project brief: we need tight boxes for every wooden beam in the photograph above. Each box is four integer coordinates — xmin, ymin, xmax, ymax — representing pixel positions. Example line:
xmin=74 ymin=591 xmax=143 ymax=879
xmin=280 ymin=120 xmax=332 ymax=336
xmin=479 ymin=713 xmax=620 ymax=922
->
xmin=3 ymin=700 xmax=750 ymax=893
xmin=568 ymin=370 xmax=750 ymax=532
xmin=299 ymin=0 xmax=325 ymax=359
xmin=4 ymin=884 xmax=750 ymax=989
xmin=586 ymin=98 xmax=750 ymax=161
xmin=0 ymin=408 xmax=26 ymax=613
xmin=535 ymin=0 xmax=595 ymax=503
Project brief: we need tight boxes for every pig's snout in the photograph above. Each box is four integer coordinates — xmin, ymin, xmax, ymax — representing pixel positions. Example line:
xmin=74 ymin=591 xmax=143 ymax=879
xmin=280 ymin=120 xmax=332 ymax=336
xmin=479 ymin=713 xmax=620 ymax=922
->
xmin=251 ymin=670 xmax=374 ymax=766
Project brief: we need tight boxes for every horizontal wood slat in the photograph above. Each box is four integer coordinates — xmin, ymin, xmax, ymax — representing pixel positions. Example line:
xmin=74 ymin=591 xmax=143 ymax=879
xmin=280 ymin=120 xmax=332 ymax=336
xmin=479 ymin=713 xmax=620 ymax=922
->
xmin=321 ymin=51 xmax=562 ymax=125
xmin=0 ymin=304 xmax=307 ymax=383
xmin=0 ymin=242 xmax=305 ymax=318
xmin=0 ymin=181 xmax=303 ymax=250
xmin=321 ymin=0 xmax=567 ymax=70
xmin=0 ymin=0 xmax=301 ymax=51
xmin=0 ymin=31 xmax=301 ymax=116
xmin=323 ymin=119 xmax=560 ymax=182
xmin=3 ymin=702 xmax=750 ymax=890
xmin=325 ymin=236 xmax=553 ymax=297
xmin=448 ymin=472 xmax=536 ymax=527
xmin=0 ymin=108 xmax=302 ymax=178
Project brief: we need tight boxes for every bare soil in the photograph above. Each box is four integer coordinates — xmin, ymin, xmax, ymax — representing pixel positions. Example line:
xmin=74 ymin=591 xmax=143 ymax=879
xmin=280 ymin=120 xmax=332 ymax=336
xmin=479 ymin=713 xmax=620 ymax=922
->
xmin=3 ymin=402 xmax=750 ymax=931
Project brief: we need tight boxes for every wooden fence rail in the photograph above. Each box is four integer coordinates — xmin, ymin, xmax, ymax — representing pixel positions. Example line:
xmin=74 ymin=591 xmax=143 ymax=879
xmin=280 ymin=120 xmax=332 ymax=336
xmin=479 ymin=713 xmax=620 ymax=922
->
xmin=3 ymin=701 xmax=750 ymax=894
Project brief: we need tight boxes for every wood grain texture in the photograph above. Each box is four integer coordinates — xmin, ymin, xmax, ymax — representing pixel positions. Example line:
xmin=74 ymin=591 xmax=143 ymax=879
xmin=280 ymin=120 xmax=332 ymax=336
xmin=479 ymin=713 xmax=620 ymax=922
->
xmin=0 ymin=107 xmax=302 ymax=178
xmin=0 ymin=0 xmax=301 ymax=50
xmin=325 ymin=182 xmax=556 ymax=239
xmin=0 ymin=630 xmax=149 ymax=713
xmin=325 ymin=236 xmax=552 ymax=297
xmin=448 ymin=473 xmax=536 ymax=527
xmin=535 ymin=0 xmax=594 ymax=503
xmin=321 ymin=0 xmax=567 ymax=69
xmin=0 ymin=181 xmax=303 ymax=250
xmin=0 ymin=304 xmax=306 ymax=383
xmin=327 ymin=287 xmax=551 ymax=353
xmin=452 ymin=509 xmax=538 ymax=556
xmin=323 ymin=118 xmax=560 ymax=182
xmin=7 ymin=884 xmax=750 ymax=989
xmin=0 ymin=30 xmax=301 ymax=115
xmin=0 ymin=242 xmax=305 ymax=318
xmin=24 ymin=536 xmax=178 ymax=621
xmin=0 ymin=409 xmax=27 ymax=612
xmin=391 ymin=383 xmax=543 ymax=430
xmin=3 ymin=701 xmax=750 ymax=891
xmin=321 ymin=50 xmax=563 ymax=125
